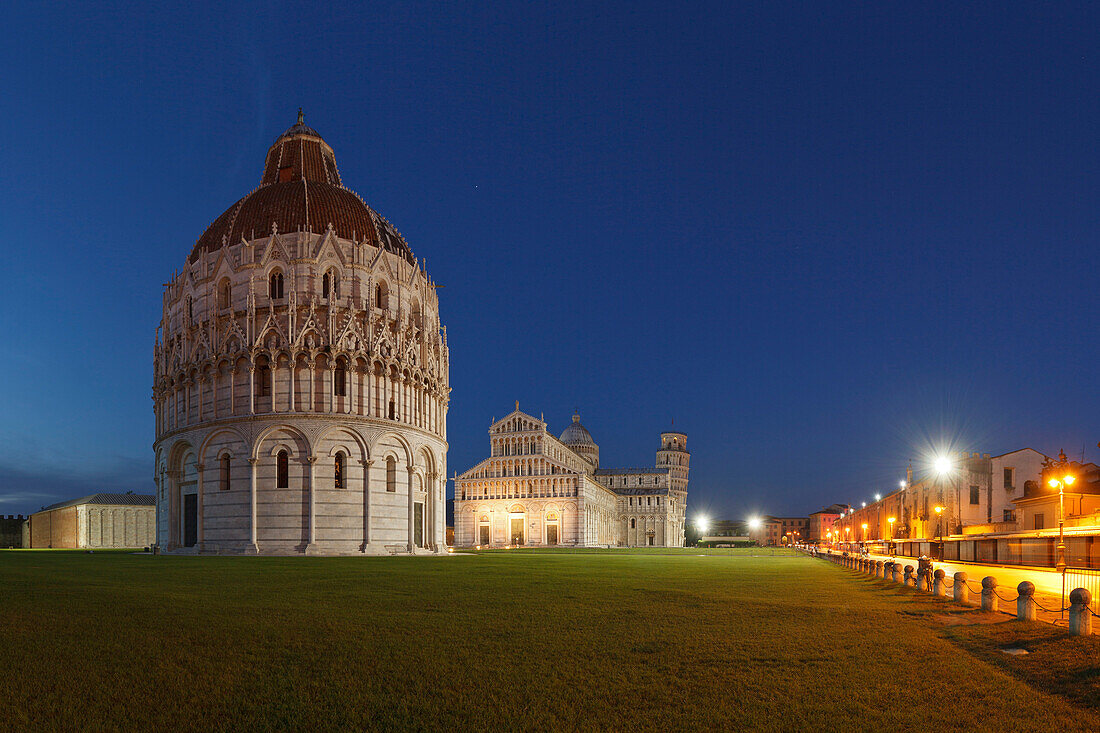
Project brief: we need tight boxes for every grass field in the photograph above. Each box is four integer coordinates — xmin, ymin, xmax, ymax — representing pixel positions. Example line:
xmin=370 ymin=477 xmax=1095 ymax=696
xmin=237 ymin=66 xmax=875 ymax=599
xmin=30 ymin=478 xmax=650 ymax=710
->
xmin=3 ymin=549 xmax=1100 ymax=731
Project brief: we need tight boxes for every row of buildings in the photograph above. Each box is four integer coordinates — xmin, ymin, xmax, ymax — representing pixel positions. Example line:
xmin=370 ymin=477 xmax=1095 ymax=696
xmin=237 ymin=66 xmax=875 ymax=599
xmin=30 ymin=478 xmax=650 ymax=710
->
xmin=812 ymin=448 xmax=1100 ymax=568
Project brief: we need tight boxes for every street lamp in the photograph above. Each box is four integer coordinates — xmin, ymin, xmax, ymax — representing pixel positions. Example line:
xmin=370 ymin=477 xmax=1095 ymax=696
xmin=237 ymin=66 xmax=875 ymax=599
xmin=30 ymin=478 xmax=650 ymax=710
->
xmin=1048 ymin=472 xmax=1076 ymax=574
xmin=887 ymin=516 xmax=896 ymax=541
xmin=861 ymin=523 xmax=868 ymax=543
xmin=934 ymin=455 xmax=955 ymax=535
xmin=933 ymin=505 xmax=944 ymax=560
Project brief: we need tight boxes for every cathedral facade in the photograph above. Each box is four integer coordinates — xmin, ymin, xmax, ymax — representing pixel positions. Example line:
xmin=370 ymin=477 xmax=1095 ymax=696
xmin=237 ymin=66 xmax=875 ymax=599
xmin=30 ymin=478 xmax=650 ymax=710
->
xmin=152 ymin=113 xmax=449 ymax=555
xmin=454 ymin=406 xmax=689 ymax=547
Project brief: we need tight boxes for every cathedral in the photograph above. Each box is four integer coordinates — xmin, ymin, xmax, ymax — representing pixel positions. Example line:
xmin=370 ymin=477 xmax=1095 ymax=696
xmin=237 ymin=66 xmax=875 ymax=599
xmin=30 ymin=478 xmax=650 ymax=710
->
xmin=152 ymin=112 xmax=449 ymax=554
xmin=454 ymin=406 xmax=689 ymax=547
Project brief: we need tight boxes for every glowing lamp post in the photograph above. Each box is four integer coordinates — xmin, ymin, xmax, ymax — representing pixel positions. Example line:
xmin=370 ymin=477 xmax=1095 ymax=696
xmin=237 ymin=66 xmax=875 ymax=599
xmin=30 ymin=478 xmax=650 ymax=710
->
xmin=861 ymin=523 xmax=868 ymax=543
xmin=887 ymin=516 xmax=896 ymax=541
xmin=933 ymin=505 xmax=945 ymax=560
xmin=1048 ymin=473 xmax=1076 ymax=574
xmin=747 ymin=517 xmax=762 ymax=546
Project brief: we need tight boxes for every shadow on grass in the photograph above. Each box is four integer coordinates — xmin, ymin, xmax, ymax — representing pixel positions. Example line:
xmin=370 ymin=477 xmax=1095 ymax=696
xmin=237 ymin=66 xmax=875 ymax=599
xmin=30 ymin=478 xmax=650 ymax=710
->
xmin=943 ymin=621 xmax=1100 ymax=713
xmin=834 ymin=565 xmax=1100 ymax=714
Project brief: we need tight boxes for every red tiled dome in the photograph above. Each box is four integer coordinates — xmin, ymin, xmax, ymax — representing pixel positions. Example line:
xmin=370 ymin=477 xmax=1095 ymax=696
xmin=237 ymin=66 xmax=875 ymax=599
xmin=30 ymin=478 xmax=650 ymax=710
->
xmin=190 ymin=112 xmax=415 ymax=264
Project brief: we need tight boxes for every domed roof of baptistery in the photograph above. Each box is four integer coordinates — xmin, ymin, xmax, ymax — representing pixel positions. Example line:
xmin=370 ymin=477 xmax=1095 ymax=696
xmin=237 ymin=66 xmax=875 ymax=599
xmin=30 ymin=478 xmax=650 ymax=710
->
xmin=189 ymin=110 xmax=416 ymax=265
xmin=560 ymin=413 xmax=596 ymax=447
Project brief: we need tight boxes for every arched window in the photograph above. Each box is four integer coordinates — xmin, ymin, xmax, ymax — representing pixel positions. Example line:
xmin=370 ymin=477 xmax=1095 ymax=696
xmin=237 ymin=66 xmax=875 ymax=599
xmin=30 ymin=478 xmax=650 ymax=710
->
xmin=334 ymin=366 xmax=346 ymax=396
xmin=256 ymin=365 xmax=270 ymax=397
xmin=269 ymin=271 xmax=284 ymax=300
xmin=323 ymin=269 xmax=340 ymax=299
xmin=388 ymin=399 xmax=396 ymax=420
xmin=631 ymin=518 xmax=636 ymax=529
xmin=334 ymin=451 xmax=345 ymax=489
xmin=375 ymin=281 xmax=387 ymax=309
xmin=219 ymin=454 xmax=230 ymax=491
xmin=186 ymin=296 xmax=193 ymax=321
xmin=410 ymin=298 xmax=422 ymax=328
xmin=219 ymin=279 xmax=232 ymax=309
xmin=277 ymin=450 xmax=289 ymax=488
xmin=386 ymin=456 xmax=396 ymax=492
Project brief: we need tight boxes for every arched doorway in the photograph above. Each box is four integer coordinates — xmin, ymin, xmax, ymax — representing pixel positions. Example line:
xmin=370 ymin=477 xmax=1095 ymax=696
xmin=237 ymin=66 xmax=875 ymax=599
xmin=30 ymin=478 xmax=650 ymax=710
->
xmin=545 ymin=510 xmax=560 ymax=546
xmin=508 ymin=504 xmax=526 ymax=546
xmin=478 ymin=514 xmax=491 ymax=547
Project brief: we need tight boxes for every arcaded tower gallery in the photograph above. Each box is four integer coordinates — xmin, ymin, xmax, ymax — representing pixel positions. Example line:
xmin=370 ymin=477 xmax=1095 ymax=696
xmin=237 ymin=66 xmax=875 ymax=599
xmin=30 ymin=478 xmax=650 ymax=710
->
xmin=153 ymin=113 xmax=449 ymax=554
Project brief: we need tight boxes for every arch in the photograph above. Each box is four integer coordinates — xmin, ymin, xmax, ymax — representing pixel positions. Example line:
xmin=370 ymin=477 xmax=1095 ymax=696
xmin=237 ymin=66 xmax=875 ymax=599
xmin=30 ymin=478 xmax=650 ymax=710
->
xmin=268 ymin=268 xmax=284 ymax=300
xmin=197 ymin=427 xmax=249 ymax=465
xmin=315 ymin=426 xmax=369 ymax=463
xmin=369 ymin=431 xmax=412 ymax=466
xmin=251 ymin=423 xmax=312 ymax=461
xmin=218 ymin=277 xmax=232 ymax=309
xmin=375 ymin=279 xmax=389 ymax=309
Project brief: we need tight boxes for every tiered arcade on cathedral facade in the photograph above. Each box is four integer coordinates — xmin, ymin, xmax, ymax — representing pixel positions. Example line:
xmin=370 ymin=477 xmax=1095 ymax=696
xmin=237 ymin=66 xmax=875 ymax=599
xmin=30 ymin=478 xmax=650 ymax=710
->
xmin=153 ymin=112 xmax=449 ymax=555
xmin=454 ymin=406 xmax=689 ymax=547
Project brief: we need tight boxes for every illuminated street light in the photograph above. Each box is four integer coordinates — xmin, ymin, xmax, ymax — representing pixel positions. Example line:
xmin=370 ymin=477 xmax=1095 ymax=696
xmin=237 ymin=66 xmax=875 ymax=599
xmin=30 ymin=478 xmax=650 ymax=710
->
xmin=887 ymin=516 xmax=896 ymax=541
xmin=899 ymin=480 xmax=907 ymax=489
xmin=934 ymin=455 xmax=953 ymax=475
xmin=696 ymin=515 xmax=709 ymax=534
xmin=1047 ymin=450 xmax=1078 ymax=579
xmin=874 ymin=493 xmax=881 ymax=501
xmin=747 ymin=517 xmax=762 ymax=531
xmin=861 ymin=523 xmax=868 ymax=542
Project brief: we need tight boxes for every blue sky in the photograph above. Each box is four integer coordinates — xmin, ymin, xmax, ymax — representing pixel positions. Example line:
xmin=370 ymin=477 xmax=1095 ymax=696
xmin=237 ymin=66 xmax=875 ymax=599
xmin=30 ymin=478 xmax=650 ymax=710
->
xmin=0 ymin=2 xmax=1096 ymax=519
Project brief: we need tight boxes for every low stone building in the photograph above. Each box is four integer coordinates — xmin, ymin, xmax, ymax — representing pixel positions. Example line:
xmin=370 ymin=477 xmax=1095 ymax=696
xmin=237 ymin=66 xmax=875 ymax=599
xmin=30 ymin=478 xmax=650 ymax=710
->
xmin=29 ymin=494 xmax=155 ymax=549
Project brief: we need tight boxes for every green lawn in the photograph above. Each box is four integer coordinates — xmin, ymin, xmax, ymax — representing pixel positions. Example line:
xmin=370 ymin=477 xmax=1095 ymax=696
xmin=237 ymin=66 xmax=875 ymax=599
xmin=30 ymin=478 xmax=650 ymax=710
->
xmin=3 ymin=550 xmax=1099 ymax=731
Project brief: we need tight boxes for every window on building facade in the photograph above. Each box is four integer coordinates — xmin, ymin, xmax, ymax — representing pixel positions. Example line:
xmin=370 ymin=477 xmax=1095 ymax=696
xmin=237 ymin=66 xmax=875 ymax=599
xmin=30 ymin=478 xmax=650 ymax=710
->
xmin=1034 ymin=513 xmax=1044 ymax=531
xmin=1003 ymin=509 xmax=1015 ymax=522
xmin=269 ymin=271 xmax=284 ymax=300
xmin=970 ymin=485 xmax=980 ymax=504
xmin=219 ymin=279 xmax=232 ymax=309
xmin=277 ymin=450 xmax=289 ymax=488
xmin=219 ymin=455 xmax=230 ymax=491
xmin=631 ymin=518 xmax=636 ymax=529
xmin=256 ymin=365 xmax=271 ymax=397
xmin=386 ymin=456 xmax=396 ymax=492
xmin=375 ymin=282 xmax=387 ymax=309
xmin=1004 ymin=468 xmax=1014 ymax=489
xmin=334 ymin=451 xmax=345 ymax=489
xmin=334 ymin=367 xmax=346 ymax=396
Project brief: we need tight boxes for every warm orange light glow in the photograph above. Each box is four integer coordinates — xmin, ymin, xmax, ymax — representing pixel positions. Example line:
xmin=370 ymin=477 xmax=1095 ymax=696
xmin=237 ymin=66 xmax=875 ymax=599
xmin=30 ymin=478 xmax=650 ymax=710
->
xmin=1048 ymin=478 xmax=1060 ymax=488
xmin=1064 ymin=475 xmax=1076 ymax=485
xmin=934 ymin=505 xmax=944 ymax=515
xmin=888 ymin=517 xmax=896 ymax=524
xmin=862 ymin=523 xmax=868 ymax=530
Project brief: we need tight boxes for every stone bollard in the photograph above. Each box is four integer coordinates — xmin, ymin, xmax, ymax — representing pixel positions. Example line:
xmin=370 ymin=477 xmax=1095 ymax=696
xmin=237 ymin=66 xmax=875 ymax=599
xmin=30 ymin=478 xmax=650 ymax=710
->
xmin=903 ymin=565 xmax=914 ymax=586
xmin=875 ymin=560 xmax=884 ymax=579
xmin=1069 ymin=588 xmax=1093 ymax=637
xmin=953 ymin=572 xmax=969 ymax=605
xmin=1016 ymin=581 xmax=1036 ymax=621
xmin=916 ymin=567 xmax=928 ymax=591
xmin=892 ymin=562 xmax=901 ymax=584
xmin=933 ymin=568 xmax=947 ymax=597
xmin=885 ymin=562 xmax=894 ymax=582
xmin=980 ymin=577 xmax=998 ymax=613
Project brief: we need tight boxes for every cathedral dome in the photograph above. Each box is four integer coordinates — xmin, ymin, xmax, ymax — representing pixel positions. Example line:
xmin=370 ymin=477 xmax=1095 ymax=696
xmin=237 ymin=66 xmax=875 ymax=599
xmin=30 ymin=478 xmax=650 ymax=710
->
xmin=189 ymin=110 xmax=415 ymax=265
xmin=560 ymin=413 xmax=595 ymax=447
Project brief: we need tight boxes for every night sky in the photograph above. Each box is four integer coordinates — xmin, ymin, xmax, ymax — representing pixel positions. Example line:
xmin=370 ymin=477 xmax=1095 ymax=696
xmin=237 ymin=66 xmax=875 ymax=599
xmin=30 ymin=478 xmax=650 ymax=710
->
xmin=1 ymin=2 xmax=1096 ymax=520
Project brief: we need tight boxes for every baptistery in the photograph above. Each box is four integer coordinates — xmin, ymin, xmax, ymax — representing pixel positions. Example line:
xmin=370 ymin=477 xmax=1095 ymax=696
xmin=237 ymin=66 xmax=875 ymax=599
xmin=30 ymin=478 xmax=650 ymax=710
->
xmin=153 ymin=112 xmax=449 ymax=554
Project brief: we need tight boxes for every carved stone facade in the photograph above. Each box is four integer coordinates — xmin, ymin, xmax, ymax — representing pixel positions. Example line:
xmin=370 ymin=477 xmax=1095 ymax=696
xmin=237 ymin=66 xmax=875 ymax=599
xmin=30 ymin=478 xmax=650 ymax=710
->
xmin=454 ymin=406 xmax=688 ymax=547
xmin=153 ymin=114 xmax=449 ymax=555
